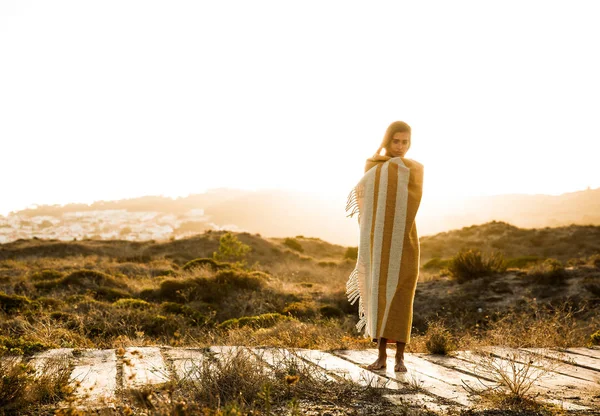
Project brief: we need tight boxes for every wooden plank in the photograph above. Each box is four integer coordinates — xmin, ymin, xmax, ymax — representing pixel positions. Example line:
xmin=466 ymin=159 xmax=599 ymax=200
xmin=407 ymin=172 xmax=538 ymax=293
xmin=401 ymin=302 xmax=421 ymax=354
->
xmin=484 ymin=348 xmax=598 ymax=392
xmin=335 ymin=349 xmax=471 ymax=406
xmin=28 ymin=348 xmax=73 ymax=377
xmin=163 ymin=347 xmax=207 ymax=382
xmin=70 ymin=349 xmax=118 ymax=404
xmin=293 ymin=349 xmax=400 ymax=389
xmin=566 ymin=347 xmax=600 ymax=361
xmin=122 ymin=347 xmax=170 ymax=389
xmin=454 ymin=350 xmax=591 ymax=411
xmin=521 ymin=348 xmax=600 ymax=382
xmin=249 ymin=347 xmax=336 ymax=382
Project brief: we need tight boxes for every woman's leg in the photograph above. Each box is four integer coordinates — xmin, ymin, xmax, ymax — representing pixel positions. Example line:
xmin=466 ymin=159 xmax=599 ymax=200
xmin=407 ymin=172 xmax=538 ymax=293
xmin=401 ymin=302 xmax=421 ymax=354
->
xmin=395 ymin=341 xmax=407 ymax=372
xmin=366 ymin=337 xmax=388 ymax=370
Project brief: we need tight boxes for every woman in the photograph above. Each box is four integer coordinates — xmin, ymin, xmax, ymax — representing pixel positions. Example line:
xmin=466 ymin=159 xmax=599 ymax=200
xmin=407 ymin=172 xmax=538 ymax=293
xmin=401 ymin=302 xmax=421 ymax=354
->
xmin=346 ymin=121 xmax=424 ymax=372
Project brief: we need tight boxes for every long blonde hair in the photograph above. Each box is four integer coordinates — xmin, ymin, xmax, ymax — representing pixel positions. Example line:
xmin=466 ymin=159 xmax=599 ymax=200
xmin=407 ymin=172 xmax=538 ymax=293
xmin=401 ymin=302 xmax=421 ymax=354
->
xmin=377 ymin=121 xmax=411 ymax=156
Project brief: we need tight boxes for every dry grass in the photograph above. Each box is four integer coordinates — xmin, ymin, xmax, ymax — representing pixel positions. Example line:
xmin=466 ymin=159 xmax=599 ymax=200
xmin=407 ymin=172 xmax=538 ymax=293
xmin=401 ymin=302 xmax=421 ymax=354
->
xmin=0 ymin=350 xmax=72 ymax=413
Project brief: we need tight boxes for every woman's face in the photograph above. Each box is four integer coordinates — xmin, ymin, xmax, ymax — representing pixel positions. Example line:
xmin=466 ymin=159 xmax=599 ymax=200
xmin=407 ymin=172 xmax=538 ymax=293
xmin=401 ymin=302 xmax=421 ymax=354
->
xmin=388 ymin=132 xmax=410 ymax=157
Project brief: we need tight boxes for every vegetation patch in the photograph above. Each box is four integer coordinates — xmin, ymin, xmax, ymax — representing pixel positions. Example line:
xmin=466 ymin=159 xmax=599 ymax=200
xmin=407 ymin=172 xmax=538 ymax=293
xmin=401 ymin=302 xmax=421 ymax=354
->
xmin=282 ymin=301 xmax=317 ymax=318
xmin=590 ymin=329 xmax=600 ymax=346
xmin=424 ymin=321 xmax=455 ymax=355
xmin=448 ymin=249 xmax=507 ymax=283
xmin=319 ymin=305 xmax=345 ymax=318
xmin=0 ymin=350 xmax=72 ymax=412
xmin=422 ymin=257 xmax=450 ymax=271
xmin=344 ymin=246 xmax=358 ymax=260
xmin=34 ymin=269 xmax=128 ymax=292
xmin=30 ymin=269 xmax=64 ymax=281
xmin=182 ymin=257 xmax=231 ymax=272
xmin=113 ymin=298 xmax=152 ymax=309
xmin=505 ymin=256 xmax=542 ymax=269
xmin=0 ymin=336 xmax=54 ymax=355
xmin=0 ymin=291 xmax=32 ymax=313
xmin=283 ymin=238 xmax=304 ymax=253
xmin=160 ymin=302 xmax=209 ymax=325
xmin=526 ymin=258 xmax=568 ymax=285
xmin=214 ymin=269 xmax=267 ymax=291
xmin=218 ymin=313 xmax=293 ymax=330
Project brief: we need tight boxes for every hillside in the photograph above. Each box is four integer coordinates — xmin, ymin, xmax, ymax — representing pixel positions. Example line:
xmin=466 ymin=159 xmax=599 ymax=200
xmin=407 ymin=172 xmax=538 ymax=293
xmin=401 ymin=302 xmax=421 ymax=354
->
xmin=420 ymin=221 xmax=600 ymax=262
xmin=2 ymin=187 xmax=600 ymax=246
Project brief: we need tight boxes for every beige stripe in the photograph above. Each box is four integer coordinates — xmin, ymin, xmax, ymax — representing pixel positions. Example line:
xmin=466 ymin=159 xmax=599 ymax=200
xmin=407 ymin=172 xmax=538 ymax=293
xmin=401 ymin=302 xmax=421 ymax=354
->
xmin=369 ymin=164 xmax=383 ymax=266
xmin=376 ymin=162 xmax=398 ymax=336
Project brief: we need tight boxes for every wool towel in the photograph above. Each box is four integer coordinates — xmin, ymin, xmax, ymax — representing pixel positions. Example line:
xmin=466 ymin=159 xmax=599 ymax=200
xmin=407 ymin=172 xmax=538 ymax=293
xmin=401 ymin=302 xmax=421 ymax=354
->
xmin=346 ymin=156 xmax=424 ymax=343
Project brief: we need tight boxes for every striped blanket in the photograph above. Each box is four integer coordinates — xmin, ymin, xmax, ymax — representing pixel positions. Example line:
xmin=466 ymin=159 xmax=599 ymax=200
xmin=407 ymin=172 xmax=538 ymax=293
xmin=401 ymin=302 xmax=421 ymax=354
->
xmin=346 ymin=156 xmax=424 ymax=343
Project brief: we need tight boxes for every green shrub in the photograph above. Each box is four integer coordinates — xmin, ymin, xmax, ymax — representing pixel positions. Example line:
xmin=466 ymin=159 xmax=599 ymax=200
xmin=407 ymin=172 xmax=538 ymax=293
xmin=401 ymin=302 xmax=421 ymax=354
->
xmin=590 ymin=330 xmax=600 ymax=346
xmin=213 ymin=232 xmax=251 ymax=263
xmin=218 ymin=313 xmax=292 ymax=330
xmin=113 ymin=298 xmax=152 ymax=309
xmin=344 ymin=247 xmax=358 ymax=261
xmin=182 ymin=257 xmax=231 ymax=272
xmin=283 ymin=238 xmax=304 ymax=253
xmin=526 ymin=258 xmax=567 ymax=285
xmin=0 ymin=292 xmax=32 ymax=313
xmin=0 ymin=336 xmax=54 ymax=356
xmin=422 ymin=257 xmax=450 ymax=270
xmin=448 ymin=250 xmax=507 ymax=283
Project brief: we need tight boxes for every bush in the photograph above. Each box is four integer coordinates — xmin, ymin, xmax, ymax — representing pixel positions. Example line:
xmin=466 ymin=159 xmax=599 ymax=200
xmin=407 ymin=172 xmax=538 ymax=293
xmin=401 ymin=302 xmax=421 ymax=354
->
xmin=526 ymin=258 xmax=567 ymax=285
xmin=344 ymin=247 xmax=358 ymax=261
xmin=448 ymin=250 xmax=507 ymax=283
xmin=214 ymin=269 xmax=266 ymax=291
xmin=283 ymin=238 xmax=303 ymax=253
xmin=213 ymin=233 xmax=251 ymax=263
xmin=0 ymin=336 xmax=54 ymax=355
xmin=424 ymin=321 xmax=455 ymax=355
xmin=0 ymin=355 xmax=33 ymax=407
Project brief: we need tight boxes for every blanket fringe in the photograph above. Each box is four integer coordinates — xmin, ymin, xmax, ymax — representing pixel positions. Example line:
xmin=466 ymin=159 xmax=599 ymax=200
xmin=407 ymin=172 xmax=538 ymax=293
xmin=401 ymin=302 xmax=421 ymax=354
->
xmin=346 ymin=267 xmax=366 ymax=333
xmin=345 ymin=187 xmax=359 ymax=218
xmin=345 ymin=268 xmax=360 ymax=304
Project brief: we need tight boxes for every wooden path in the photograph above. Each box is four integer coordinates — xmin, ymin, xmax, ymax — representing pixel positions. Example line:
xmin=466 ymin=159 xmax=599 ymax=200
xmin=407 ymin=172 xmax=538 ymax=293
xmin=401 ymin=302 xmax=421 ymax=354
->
xmin=18 ymin=346 xmax=600 ymax=413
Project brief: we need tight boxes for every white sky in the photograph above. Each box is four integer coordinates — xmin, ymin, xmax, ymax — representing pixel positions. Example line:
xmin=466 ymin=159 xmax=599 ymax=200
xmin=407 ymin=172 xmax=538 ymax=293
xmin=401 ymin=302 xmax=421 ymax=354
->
xmin=1 ymin=0 xmax=599 ymax=216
